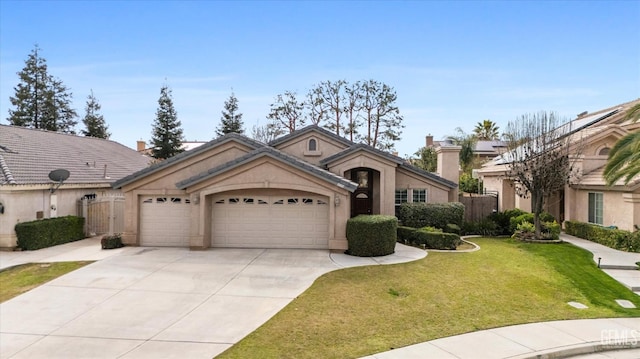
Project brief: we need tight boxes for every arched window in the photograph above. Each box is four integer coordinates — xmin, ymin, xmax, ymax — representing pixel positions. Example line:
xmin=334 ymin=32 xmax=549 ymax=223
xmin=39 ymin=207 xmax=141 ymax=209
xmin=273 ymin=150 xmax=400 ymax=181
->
xmin=598 ymin=147 xmax=610 ymax=156
xmin=308 ymin=138 xmax=317 ymax=151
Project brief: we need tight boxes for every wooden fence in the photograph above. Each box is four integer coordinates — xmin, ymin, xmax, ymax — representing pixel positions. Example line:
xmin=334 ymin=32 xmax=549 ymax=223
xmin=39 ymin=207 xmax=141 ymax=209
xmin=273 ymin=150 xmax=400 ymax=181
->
xmin=459 ymin=192 xmax=498 ymax=222
xmin=78 ymin=195 xmax=125 ymax=236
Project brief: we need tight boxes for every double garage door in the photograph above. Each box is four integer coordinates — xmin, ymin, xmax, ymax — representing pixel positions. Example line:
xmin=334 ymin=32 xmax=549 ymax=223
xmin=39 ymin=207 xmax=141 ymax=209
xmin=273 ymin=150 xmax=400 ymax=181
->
xmin=139 ymin=192 xmax=329 ymax=248
xmin=211 ymin=194 xmax=329 ymax=249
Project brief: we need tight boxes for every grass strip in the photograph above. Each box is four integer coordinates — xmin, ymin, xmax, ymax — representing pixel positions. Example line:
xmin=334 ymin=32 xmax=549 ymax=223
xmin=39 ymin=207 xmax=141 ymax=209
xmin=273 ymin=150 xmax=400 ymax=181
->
xmin=219 ymin=238 xmax=639 ymax=359
xmin=0 ymin=261 xmax=92 ymax=303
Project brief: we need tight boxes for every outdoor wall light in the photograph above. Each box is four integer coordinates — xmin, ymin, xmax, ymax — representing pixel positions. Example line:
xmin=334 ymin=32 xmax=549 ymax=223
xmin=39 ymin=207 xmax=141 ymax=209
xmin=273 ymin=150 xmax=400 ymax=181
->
xmin=0 ymin=202 xmax=4 ymax=214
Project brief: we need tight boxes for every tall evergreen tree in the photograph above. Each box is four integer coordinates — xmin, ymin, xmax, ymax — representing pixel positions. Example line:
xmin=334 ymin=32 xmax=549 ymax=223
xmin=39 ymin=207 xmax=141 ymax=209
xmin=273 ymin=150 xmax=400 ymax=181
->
xmin=150 ymin=84 xmax=184 ymax=159
xmin=7 ymin=44 xmax=77 ymax=133
xmin=216 ymin=92 xmax=244 ymax=136
xmin=81 ymin=90 xmax=110 ymax=139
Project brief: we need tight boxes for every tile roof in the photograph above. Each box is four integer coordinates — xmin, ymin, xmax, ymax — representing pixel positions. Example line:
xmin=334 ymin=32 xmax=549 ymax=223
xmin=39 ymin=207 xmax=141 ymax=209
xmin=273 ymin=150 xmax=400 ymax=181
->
xmin=113 ymin=133 xmax=266 ymax=189
xmin=0 ymin=125 xmax=150 ymax=185
xmin=320 ymin=144 xmax=405 ymax=166
xmin=320 ymin=144 xmax=457 ymax=188
xmin=268 ymin=125 xmax=353 ymax=147
xmin=399 ymin=163 xmax=458 ymax=189
xmin=176 ymin=146 xmax=358 ymax=192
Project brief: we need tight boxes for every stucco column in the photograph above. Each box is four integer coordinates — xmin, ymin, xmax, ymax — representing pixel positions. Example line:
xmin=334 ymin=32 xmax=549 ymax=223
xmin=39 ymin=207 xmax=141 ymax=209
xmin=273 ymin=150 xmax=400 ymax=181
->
xmin=436 ymin=144 xmax=461 ymax=202
xmin=122 ymin=191 xmax=138 ymax=246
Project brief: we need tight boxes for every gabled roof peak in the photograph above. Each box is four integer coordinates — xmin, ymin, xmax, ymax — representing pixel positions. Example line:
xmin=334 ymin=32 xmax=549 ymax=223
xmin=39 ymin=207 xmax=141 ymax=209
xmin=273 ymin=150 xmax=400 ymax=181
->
xmin=113 ymin=132 xmax=266 ymax=189
xmin=268 ymin=125 xmax=354 ymax=147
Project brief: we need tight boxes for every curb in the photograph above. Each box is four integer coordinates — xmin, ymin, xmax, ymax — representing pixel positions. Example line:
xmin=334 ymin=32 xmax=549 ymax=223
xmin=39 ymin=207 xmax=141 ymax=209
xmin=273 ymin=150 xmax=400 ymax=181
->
xmin=509 ymin=341 xmax=639 ymax=359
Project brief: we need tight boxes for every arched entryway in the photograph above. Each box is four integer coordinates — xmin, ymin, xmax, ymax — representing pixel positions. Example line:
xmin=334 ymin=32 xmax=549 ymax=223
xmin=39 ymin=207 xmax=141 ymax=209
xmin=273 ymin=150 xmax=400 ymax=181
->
xmin=349 ymin=167 xmax=380 ymax=217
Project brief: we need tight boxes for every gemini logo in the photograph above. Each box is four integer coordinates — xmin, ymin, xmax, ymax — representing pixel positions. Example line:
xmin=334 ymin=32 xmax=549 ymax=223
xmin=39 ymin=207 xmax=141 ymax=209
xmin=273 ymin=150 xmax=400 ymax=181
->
xmin=600 ymin=329 xmax=639 ymax=345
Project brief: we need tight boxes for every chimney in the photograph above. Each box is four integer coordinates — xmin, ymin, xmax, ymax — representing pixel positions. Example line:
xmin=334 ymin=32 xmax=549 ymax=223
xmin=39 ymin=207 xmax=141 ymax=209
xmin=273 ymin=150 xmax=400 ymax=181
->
xmin=137 ymin=140 xmax=146 ymax=152
xmin=436 ymin=143 xmax=462 ymax=201
xmin=426 ymin=135 xmax=433 ymax=147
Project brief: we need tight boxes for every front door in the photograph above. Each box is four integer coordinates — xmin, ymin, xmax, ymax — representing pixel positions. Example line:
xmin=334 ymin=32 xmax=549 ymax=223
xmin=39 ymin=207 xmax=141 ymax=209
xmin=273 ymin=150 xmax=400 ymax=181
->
xmin=351 ymin=168 xmax=373 ymax=217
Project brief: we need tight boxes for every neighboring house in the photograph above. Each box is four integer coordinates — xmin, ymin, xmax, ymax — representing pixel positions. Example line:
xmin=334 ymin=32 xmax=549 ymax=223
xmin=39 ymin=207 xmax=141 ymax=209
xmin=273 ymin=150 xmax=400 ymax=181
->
xmin=113 ymin=125 xmax=460 ymax=250
xmin=0 ymin=125 xmax=151 ymax=249
xmin=136 ymin=140 xmax=208 ymax=155
xmin=477 ymin=99 xmax=640 ymax=232
xmin=426 ymin=135 xmax=507 ymax=163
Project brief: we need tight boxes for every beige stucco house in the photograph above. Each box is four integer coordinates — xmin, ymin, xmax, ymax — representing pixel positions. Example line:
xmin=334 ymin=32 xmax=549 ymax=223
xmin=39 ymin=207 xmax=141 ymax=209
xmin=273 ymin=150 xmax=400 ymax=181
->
xmin=0 ymin=125 xmax=150 ymax=249
xmin=477 ymin=99 xmax=640 ymax=231
xmin=113 ymin=125 xmax=460 ymax=250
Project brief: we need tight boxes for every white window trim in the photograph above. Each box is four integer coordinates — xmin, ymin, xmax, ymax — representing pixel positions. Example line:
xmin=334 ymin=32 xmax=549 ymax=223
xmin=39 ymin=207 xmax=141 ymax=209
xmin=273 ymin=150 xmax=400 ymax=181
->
xmin=303 ymin=137 xmax=322 ymax=156
xmin=588 ymin=192 xmax=603 ymax=225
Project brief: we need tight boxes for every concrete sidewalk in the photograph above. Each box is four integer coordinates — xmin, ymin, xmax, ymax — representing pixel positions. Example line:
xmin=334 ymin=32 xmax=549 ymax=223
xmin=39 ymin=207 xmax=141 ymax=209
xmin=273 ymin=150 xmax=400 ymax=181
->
xmin=560 ymin=233 xmax=640 ymax=294
xmin=362 ymin=235 xmax=640 ymax=359
xmin=362 ymin=318 xmax=640 ymax=359
xmin=0 ymin=236 xmax=129 ymax=271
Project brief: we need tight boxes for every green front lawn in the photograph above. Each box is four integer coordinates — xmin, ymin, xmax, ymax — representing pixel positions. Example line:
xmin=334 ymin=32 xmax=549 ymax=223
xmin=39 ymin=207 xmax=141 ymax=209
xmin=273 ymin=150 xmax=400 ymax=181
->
xmin=219 ymin=238 xmax=640 ymax=359
xmin=0 ymin=261 xmax=91 ymax=303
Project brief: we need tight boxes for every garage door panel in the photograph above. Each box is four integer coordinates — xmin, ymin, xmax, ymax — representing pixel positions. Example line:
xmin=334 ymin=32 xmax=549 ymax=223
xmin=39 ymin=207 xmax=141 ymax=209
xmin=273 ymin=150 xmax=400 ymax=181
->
xmin=139 ymin=196 xmax=191 ymax=246
xmin=212 ymin=193 xmax=329 ymax=249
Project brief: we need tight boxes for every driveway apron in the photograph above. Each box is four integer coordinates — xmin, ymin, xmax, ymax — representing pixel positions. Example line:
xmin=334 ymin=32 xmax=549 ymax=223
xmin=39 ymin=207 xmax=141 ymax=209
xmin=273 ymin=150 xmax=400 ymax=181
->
xmin=1 ymin=243 xmax=426 ymax=359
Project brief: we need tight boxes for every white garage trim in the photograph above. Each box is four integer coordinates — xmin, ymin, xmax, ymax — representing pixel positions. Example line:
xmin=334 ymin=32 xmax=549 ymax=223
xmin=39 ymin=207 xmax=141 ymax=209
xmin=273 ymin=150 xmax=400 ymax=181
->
xmin=139 ymin=196 xmax=191 ymax=246
xmin=211 ymin=193 xmax=329 ymax=249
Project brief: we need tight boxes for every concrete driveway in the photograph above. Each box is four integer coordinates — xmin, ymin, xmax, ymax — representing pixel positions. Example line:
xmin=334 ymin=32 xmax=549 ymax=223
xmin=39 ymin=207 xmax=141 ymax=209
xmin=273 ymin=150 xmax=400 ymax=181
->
xmin=1 ymin=242 xmax=425 ymax=359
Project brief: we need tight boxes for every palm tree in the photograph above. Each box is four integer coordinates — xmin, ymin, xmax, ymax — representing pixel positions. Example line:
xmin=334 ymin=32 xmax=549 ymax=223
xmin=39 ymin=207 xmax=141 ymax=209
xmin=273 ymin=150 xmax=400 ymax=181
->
xmin=448 ymin=127 xmax=477 ymax=174
xmin=604 ymin=103 xmax=640 ymax=186
xmin=473 ymin=119 xmax=500 ymax=140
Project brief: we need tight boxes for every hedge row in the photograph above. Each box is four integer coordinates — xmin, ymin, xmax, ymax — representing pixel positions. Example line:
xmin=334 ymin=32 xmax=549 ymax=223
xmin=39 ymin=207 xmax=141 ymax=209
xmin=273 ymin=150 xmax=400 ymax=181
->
xmin=346 ymin=215 xmax=397 ymax=257
xmin=397 ymin=226 xmax=462 ymax=250
xmin=398 ymin=202 xmax=465 ymax=229
xmin=564 ymin=221 xmax=640 ymax=252
xmin=15 ymin=216 xmax=85 ymax=250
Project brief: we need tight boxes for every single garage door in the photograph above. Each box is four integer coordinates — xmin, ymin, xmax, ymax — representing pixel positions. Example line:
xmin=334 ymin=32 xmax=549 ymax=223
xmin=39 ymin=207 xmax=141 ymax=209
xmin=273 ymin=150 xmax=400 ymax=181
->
xmin=212 ymin=193 xmax=329 ymax=248
xmin=139 ymin=196 xmax=191 ymax=246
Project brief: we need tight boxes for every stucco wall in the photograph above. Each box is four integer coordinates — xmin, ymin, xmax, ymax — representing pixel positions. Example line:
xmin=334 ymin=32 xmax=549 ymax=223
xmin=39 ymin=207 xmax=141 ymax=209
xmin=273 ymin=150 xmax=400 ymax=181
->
xmin=125 ymin=143 xmax=252 ymax=191
xmin=273 ymin=133 xmax=348 ymax=166
xmin=327 ymin=153 xmax=397 ymax=216
xmin=121 ymin=157 xmax=353 ymax=249
xmin=0 ymin=186 xmax=119 ymax=249
xmin=571 ymin=189 xmax=640 ymax=231
xmin=395 ymin=169 xmax=450 ymax=203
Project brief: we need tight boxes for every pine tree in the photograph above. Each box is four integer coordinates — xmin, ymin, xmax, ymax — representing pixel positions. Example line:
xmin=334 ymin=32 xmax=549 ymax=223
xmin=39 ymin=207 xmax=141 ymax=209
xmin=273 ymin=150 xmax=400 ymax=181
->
xmin=7 ymin=45 xmax=77 ymax=133
xmin=150 ymin=84 xmax=184 ymax=159
xmin=81 ymin=90 xmax=110 ymax=139
xmin=216 ymin=92 xmax=244 ymax=136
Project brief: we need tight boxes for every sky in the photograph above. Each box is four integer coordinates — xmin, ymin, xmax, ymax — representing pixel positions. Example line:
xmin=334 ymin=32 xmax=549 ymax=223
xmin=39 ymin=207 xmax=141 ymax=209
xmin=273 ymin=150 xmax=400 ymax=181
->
xmin=1 ymin=0 xmax=639 ymax=158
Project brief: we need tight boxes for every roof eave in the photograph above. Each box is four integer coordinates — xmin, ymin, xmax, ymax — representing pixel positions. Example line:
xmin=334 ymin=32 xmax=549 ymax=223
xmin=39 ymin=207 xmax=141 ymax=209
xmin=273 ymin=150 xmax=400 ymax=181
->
xmin=177 ymin=150 xmax=358 ymax=192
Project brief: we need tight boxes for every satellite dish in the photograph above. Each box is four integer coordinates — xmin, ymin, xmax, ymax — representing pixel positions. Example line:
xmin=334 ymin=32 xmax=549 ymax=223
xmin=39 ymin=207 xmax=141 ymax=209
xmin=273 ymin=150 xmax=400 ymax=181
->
xmin=48 ymin=169 xmax=70 ymax=194
xmin=48 ymin=169 xmax=70 ymax=182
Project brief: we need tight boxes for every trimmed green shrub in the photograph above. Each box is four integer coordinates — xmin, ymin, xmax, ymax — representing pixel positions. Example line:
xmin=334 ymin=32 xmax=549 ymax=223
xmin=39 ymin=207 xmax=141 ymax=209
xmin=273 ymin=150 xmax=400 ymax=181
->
xmin=15 ymin=216 xmax=85 ymax=250
xmin=101 ymin=233 xmax=124 ymax=249
xmin=542 ymin=221 xmax=561 ymax=240
xmin=398 ymin=202 xmax=465 ymax=229
xmin=509 ymin=212 xmax=555 ymax=234
xmin=444 ymin=223 xmax=461 ymax=234
xmin=488 ymin=208 xmax=526 ymax=235
xmin=347 ymin=215 xmax=397 ymax=256
xmin=420 ymin=226 xmax=442 ymax=233
xmin=509 ymin=213 xmax=534 ymax=233
xmin=512 ymin=221 xmax=535 ymax=241
xmin=413 ymin=229 xmax=462 ymax=250
xmin=461 ymin=218 xmax=498 ymax=236
xmin=397 ymin=226 xmax=417 ymax=243
xmin=565 ymin=221 xmax=640 ymax=252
